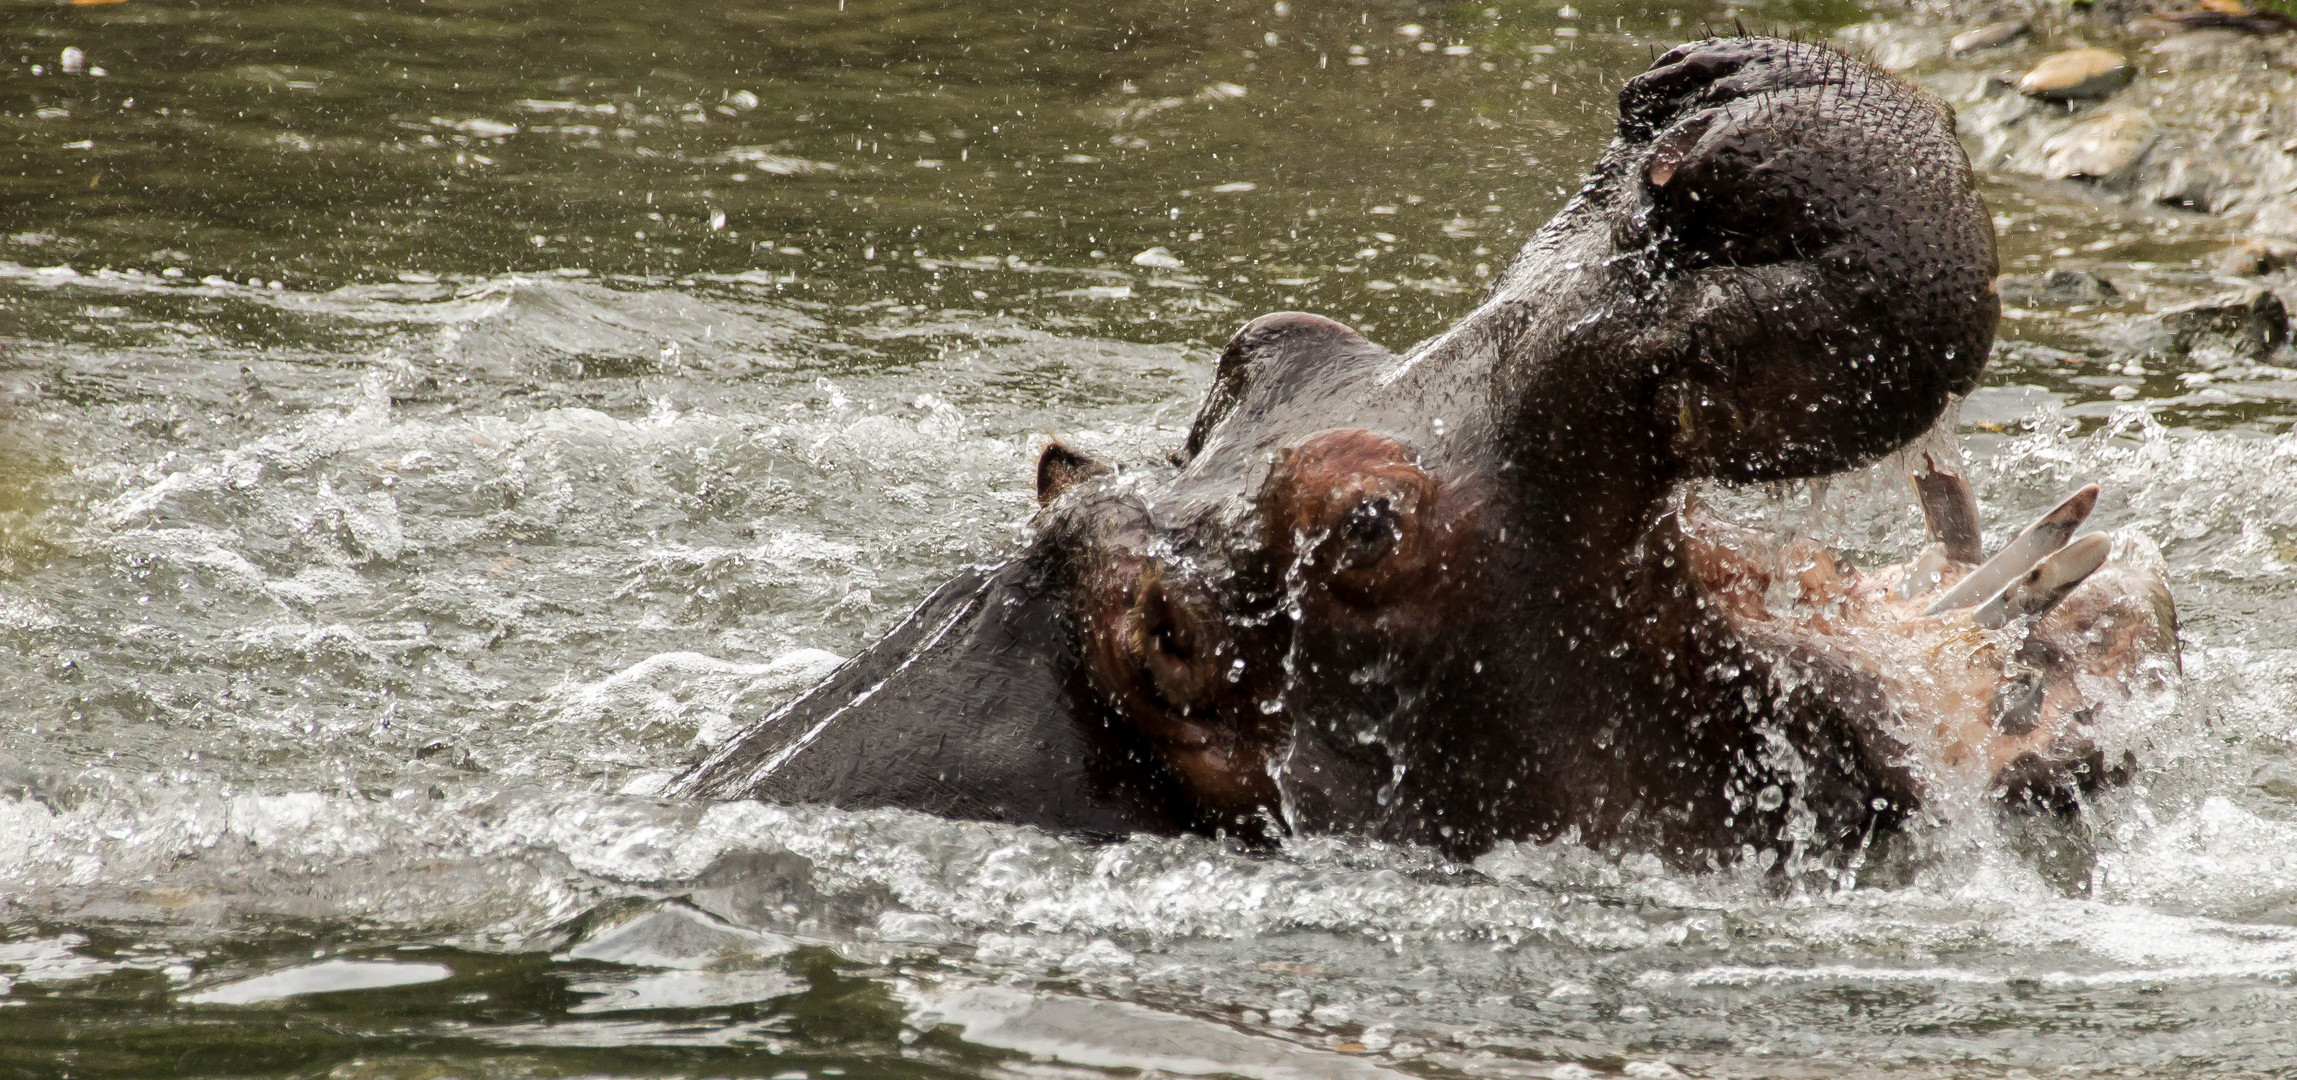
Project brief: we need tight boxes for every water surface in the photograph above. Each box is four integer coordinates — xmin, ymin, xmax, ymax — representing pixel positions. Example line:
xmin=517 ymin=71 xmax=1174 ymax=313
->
xmin=7 ymin=1 xmax=2297 ymax=1077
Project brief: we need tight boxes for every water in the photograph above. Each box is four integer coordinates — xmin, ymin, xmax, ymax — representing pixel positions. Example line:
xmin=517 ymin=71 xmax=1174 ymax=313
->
xmin=6 ymin=1 xmax=2297 ymax=1076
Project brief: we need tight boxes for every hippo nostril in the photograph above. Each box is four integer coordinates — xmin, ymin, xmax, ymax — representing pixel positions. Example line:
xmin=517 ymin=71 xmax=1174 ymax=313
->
xmin=1127 ymin=573 xmax=1225 ymax=714
xmin=1620 ymin=49 xmax=1746 ymax=136
xmin=1646 ymin=112 xmax=1718 ymax=189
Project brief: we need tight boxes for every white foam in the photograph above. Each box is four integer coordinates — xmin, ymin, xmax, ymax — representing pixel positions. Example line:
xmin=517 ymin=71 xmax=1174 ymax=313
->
xmin=184 ymin=960 xmax=452 ymax=1005
xmin=916 ymin=986 xmax=1411 ymax=1080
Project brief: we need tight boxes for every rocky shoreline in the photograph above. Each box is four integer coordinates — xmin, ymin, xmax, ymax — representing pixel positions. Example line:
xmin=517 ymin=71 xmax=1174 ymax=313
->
xmin=1839 ymin=1 xmax=2297 ymax=417
xmin=1852 ymin=9 xmax=2297 ymax=227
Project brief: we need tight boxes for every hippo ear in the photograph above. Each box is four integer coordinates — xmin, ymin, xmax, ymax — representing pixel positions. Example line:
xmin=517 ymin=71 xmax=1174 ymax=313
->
xmin=1183 ymin=312 xmax=1396 ymax=462
xmin=1036 ymin=440 xmax=1109 ymax=505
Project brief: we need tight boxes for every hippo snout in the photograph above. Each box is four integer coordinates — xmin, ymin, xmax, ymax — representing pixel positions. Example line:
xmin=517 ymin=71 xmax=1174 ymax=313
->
xmin=1594 ymin=39 xmax=1999 ymax=485
xmin=1082 ymin=559 xmax=1232 ymax=724
xmin=1618 ymin=37 xmax=1855 ymax=138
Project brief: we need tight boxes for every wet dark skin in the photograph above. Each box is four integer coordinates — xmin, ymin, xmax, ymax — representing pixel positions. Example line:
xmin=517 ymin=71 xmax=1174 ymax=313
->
xmin=674 ymin=39 xmax=2178 ymax=866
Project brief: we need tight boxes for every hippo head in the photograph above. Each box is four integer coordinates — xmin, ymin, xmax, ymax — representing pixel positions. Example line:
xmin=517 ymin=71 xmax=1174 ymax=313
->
xmin=679 ymin=39 xmax=2009 ymax=861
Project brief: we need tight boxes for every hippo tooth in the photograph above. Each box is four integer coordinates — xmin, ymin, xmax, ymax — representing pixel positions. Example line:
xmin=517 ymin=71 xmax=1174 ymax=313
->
xmin=1923 ymin=485 xmax=2100 ymax=616
xmin=1971 ymin=532 xmax=2113 ymax=630
xmin=1911 ymin=456 xmax=1983 ymax=565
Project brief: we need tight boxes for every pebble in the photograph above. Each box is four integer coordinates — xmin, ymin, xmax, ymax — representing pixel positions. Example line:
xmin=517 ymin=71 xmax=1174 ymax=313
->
xmin=2154 ymin=153 xmax=2241 ymax=213
xmin=2157 ymin=289 xmax=2289 ymax=358
xmin=2017 ymin=48 xmax=2134 ymax=101
xmin=1997 ymin=269 xmax=2119 ymax=305
xmin=2214 ymin=237 xmax=2297 ymax=277
xmin=2147 ymin=28 xmax=2254 ymax=71
xmin=2255 ymin=201 xmax=2297 ymax=240
xmin=2037 ymin=107 xmax=2158 ymax=180
xmin=2131 ymin=0 xmax=2297 ymax=36
xmin=2202 ymin=0 xmax=2266 ymax=17
xmin=1951 ymin=20 xmax=2029 ymax=55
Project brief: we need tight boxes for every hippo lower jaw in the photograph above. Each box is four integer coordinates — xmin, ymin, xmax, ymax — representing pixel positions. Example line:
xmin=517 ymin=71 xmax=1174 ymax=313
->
xmin=676 ymin=555 xmax=1200 ymax=834
xmin=674 ymin=39 xmax=2177 ymax=867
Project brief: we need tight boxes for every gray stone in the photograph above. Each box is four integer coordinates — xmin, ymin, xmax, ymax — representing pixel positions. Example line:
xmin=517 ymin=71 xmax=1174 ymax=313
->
xmin=1947 ymin=26 xmax=2297 ymax=224
xmin=2037 ymin=107 xmax=2158 ymax=180
xmin=2157 ymin=289 xmax=2290 ymax=359
xmin=1952 ymin=20 xmax=2030 ymax=54
xmin=2146 ymin=28 xmax=2259 ymax=72
xmin=2149 ymin=154 xmax=2244 ymax=213
xmin=2214 ymin=238 xmax=2297 ymax=276
xmin=1997 ymin=269 xmax=2121 ymax=305
xmin=2253 ymin=200 xmax=2297 ymax=241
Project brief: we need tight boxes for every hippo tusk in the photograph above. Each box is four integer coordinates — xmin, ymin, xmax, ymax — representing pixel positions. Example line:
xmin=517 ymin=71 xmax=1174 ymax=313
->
xmin=1970 ymin=532 xmax=2113 ymax=630
xmin=1897 ymin=543 xmax=1954 ymax=600
xmin=1911 ymin=455 xmax=1984 ymax=565
xmin=1923 ymin=485 xmax=2100 ymax=616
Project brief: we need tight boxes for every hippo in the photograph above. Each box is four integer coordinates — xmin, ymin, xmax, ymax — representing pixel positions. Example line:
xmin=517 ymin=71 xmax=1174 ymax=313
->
xmin=673 ymin=38 xmax=2177 ymax=866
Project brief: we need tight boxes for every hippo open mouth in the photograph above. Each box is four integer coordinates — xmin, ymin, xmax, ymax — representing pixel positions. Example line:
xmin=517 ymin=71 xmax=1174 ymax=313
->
xmin=673 ymin=38 xmax=2177 ymax=866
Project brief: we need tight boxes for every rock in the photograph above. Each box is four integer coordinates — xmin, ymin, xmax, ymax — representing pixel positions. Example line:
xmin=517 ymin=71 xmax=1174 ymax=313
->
xmin=2149 ymin=153 xmax=2243 ymax=212
xmin=1886 ymin=5 xmax=2297 ymax=226
xmin=2253 ymin=201 xmax=2297 ymax=241
xmin=2124 ymin=16 xmax=2188 ymax=37
xmin=2018 ymin=48 xmax=2135 ymax=100
xmin=2157 ymin=289 xmax=2290 ymax=358
xmin=1833 ymin=21 xmax=1941 ymax=71
xmin=1952 ymin=20 xmax=2030 ymax=54
xmin=2214 ymin=237 xmax=2297 ymax=276
xmin=2136 ymin=4 xmax=2297 ymax=36
xmin=1964 ymin=38 xmax=2297 ymax=219
xmin=1997 ymin=268 xmax=2120 ymax=305
xmin=2037 ymin=107 xmax=2158 ymax=180
xmin=2146 ymin=28 xmax=2258 ymax=71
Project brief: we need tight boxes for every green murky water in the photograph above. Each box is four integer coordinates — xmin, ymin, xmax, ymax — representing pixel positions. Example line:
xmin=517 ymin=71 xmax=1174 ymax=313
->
xmin=3 ymin=0 xmax=1877 ymax=344
xmin=8 ymin=2 xmax=2297 ymax=1078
